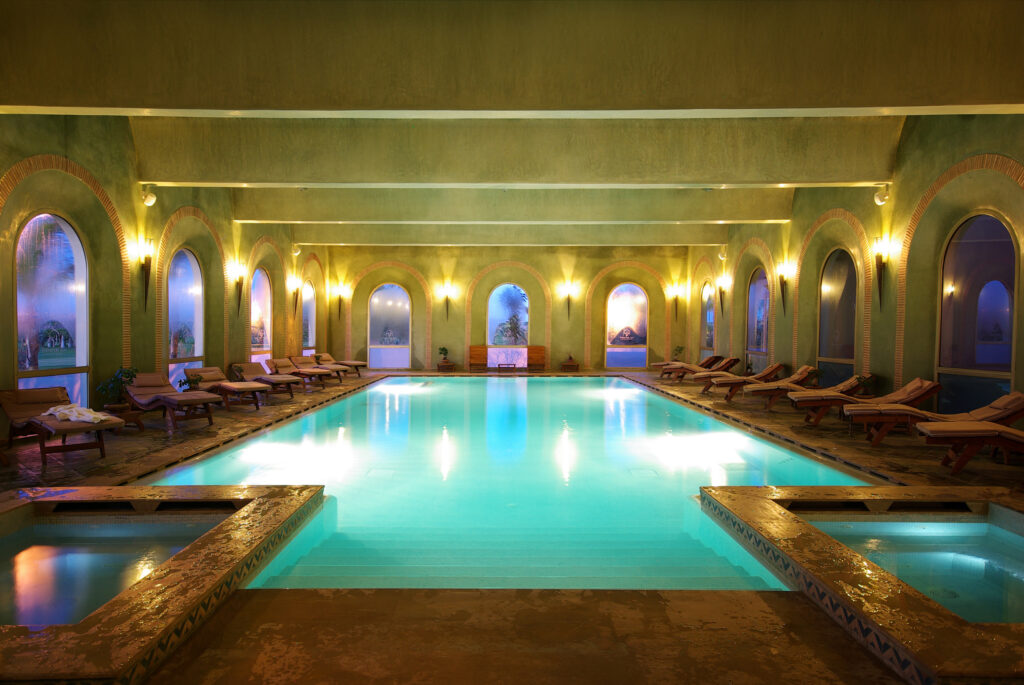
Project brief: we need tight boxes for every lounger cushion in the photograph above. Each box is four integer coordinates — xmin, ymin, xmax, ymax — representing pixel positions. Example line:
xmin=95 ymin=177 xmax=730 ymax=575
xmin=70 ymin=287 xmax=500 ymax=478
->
xmin=161 ymin=391 xmax=223 ymax=408
xmin=30 ymin=414 xmax=125 ymax=436
xmin=14 ymin=387 xmax=69 ymax=404
xmin=915 ymin=421 xmax=1001 ymax=438
xmin=133 ymin=372 xmax=169 ymax=387
xmin=195 ymin=369 xmax=227 ymax=382
xmin=257 ymin=374 xmax=302 ymax=384
xmin=216 ymin=381 xmax=268 ymax=393
xmin=745 ymin=381 xmax=802 ymax=394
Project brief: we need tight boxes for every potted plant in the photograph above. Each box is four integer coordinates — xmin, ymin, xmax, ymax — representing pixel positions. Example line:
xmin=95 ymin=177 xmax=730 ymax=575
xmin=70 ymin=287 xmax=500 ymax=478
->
xmin=96 ymin=366 xmax=138 ymax=408
xmin=177 ymin=373 xmax=202 ymax=391
xmin=438 ymin=346 xmax=449 ymax=360
xmin=672 ymin=345 xmax=684 ymax=360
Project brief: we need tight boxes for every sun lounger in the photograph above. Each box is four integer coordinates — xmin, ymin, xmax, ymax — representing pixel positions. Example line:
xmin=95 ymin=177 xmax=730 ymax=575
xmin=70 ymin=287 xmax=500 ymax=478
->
xmin=707 ymin=364 xmax=811 ymax=402
xmin=668 ymin=356 xmax=739 ymax=382
xmin=787 ymin=377 xmax=940 ymax=427
xmin=291 ymin=355 xmax=346 ymax=383
xmin=743 ymin=370 xmax=856 ymax=410
xmin=317 ymin=353 xmax=365 ymax=376
xmin=125 ymin=372 xmax=223 ymax=429
xmin=268 ymin=358 xmax=331 ymax=388
xmin=693 ymin=363 xmax=784 ymax=398
xmin=659 ymin=355 xmax=721 ymax=378
xmin=191 ymin=366 xmax=269 ymax=410
xmin=844 ymin=391 xmax=1024 ymax=447
xmin=232 ymin=362 xmax=304 ymax=398
xmin=915 ymin=420 xmax=1024 ymax=474
xmin=0 ymin=387 xmax=124 ymax=465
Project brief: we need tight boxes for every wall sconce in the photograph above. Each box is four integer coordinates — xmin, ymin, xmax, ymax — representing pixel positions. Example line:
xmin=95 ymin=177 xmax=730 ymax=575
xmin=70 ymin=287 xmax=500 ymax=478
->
xmin=135 ymin=236 xmax=155 ymax=310
xmin=435 ymin=281 xmax=458 ymax=320
xmin=287 ymin=274 xmax=302 ymax=314
xmin=141 ymin=185 xmax=157 ymax=207
xmin=777 ymin=261 xmax=796 ymax=314
xmin=664 ymin=283 xmax=686 ymax=321
xmin=944 ymin=282 xmax=956 ymax=297
xmin=226 ymin=260 xmax=246 ymax=315
xmin=873 ymin=236 xmax=892 ymax=303
xmin=557 ymin=280 xmax=580 ymax=319
xmin=715 ymin=274 xmax=732 ymax=313
xmin=332 ymin=282 xmax=352 ymax=318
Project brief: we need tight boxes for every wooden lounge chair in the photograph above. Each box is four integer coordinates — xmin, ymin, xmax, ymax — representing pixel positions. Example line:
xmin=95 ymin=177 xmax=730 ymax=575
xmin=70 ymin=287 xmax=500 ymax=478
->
xmin=844 ymin=391 xmax=1024 ymax=447
xmin=232 ymin=362 xmax=304 ymax=398
xmin=125 ymin=373 xmax=223 ymax=429
xmin=744 ymin=372 xmax=863 ymax=410
xmin=668 ymin=356 xmax=740 ymax=382
xmin=291 ymin=355 xmax=345 ymax=383
xmin=468 ymin=345 xmax=488 ymax=372
xmin=268 ymin=358 xmax=331 ymax=388
xmin=317 ymin=353 xmax=365 ymax=377
xmin=915 ymin=421 xmax=1024 ymax=474
xmin=527 ymin=345 xmax=546 ymax=372
xmin=658 ymin=355 xmax=721 ymax=378
xmin=700 ymin=363 xmax=797 ymax=401
xmin=191 ymin=366 xmax=269 ymax=410
xmin=787 ymin=377 xmax=940 ymax=427
xmin=0 ymin=387 xmax=124 ymax=465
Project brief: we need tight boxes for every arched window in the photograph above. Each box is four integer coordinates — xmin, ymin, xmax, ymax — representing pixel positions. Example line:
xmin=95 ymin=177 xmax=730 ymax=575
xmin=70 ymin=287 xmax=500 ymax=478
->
xmin=167 ymin=249 xmax=204 ymax=388
xmin=368 ymin=283 xmax=411 ymax=368
xmin=745 ymin=268 xmax=770 ymax=373
xmin=699 ymin=281 xmax=715 ymax=361
xmin=817 ymin=249 xmax=857 ymax=386
xmin=15 ymin=214 xmax=89 ymax=405
xmin=938 ymin=215 xmax=1016 ymax=412
xmin=301 ymin=280 xmax=316 ymax=356
xmin=250 ymin=268 xmax=273 ymax=364
xmin=605 ymin=283 xmax=648 ymax=368
xmin=486 ymin=283 xmax=529 ymax=368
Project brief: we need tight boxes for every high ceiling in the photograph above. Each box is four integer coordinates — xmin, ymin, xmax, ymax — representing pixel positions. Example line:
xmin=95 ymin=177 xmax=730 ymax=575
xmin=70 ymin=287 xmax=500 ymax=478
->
xmin=3 ymin=0 xmax=1023 ymax=246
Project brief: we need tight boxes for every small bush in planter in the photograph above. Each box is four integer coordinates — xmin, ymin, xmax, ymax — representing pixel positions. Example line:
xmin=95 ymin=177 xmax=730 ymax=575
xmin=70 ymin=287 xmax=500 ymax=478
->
xmin=96 ymin=366 xmax=138 ymax=405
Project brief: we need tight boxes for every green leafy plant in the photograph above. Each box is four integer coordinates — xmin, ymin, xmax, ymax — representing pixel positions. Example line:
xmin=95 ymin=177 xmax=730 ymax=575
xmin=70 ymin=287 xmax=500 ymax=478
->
xmin=96 ymin=366 xmax=138 ymax=404
xmin=438 ymin=346 xmax=449 ymax=358
xmin=672 ymin=345 xmax=684 ymax=360
xmin=177 ymin=373 xmax=202 ymax=391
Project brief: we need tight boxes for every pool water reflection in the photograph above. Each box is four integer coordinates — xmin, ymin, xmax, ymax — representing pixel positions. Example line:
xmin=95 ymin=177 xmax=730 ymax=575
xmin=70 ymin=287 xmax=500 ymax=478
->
xmin=150 ymin=377 xmax=866 ymax=589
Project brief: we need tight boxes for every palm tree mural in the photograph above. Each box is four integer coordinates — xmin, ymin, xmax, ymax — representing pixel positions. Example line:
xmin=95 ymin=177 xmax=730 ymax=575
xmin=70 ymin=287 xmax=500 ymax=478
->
xmin=489 ymin=284 xmax=529 ymax=345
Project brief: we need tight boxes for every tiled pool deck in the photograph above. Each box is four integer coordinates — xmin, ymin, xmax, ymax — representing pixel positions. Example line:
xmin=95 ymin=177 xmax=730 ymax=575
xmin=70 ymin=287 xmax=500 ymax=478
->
xmin=3 ymin=371 xmax=1024 ymax=683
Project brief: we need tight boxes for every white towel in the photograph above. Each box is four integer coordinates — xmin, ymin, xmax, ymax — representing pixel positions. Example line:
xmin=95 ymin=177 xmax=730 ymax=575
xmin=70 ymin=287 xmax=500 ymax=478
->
xmin=41 ymin=404 xmax=114 ymax=424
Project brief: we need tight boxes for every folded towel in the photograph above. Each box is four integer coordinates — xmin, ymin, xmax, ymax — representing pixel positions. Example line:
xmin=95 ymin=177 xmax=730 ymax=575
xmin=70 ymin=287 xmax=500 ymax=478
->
xmin=41 ymin=404 xmax=114 ymax=424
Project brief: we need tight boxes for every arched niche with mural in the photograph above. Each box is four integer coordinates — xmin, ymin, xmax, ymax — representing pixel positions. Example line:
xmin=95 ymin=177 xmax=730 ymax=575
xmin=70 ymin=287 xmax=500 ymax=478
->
xmin=0 ymin=168 xmax=126 ymax=408
xmin=155 ymin=214 xmax=227 ymax=382
xmin=466 ymin=263 xmax=549 ymax=370
xmin=246 ymin=240 xmax=287 ymax=365
xmin=299 ymin=255 xmax=326 ymax=356
xmin=728 ymin=250 xmax=773 ymax=375
xmin=900 ymin=167 xmax=1024 ymax=394
xmin=350 ymin=265 xmax=429 ymax=369
xmin=586 ymin=265 xmax=666 ymax=370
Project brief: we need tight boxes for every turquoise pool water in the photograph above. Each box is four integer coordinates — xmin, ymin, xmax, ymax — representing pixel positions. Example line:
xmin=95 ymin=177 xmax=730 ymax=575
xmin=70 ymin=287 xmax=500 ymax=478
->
xmin=814 ymin=520 xmax=1024 ymax=623
xmin=150 ymin=377 xmax=866 ymax=589
xmin=0 ymin=520 xmax=218 ymax=625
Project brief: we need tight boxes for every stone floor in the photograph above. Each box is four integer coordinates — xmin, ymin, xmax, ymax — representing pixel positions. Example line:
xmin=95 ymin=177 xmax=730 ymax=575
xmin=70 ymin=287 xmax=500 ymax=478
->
xmin=4 ymin=371 xmax=1021 ymax=683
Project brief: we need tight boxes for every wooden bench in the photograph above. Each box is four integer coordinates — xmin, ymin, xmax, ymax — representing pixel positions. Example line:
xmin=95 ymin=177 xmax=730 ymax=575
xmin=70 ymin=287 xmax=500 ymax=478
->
xmin=468 ymin=345 xmax=488 ymax=372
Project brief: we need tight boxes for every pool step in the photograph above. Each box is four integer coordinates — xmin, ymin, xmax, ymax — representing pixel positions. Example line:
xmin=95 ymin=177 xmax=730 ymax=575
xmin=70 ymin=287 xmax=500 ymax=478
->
xmin=260 ymin=575 xmax=772 ymax=590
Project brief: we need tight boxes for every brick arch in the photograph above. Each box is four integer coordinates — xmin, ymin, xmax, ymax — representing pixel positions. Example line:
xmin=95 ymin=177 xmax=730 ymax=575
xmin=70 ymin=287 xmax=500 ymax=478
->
xmin=244 ymin=236 xmax=287 ymax=358
xmin=731 ymin=237 xmax=777 ymax=364
xmin=348 ymin=261 xmax=433 ymax=364
xmin=894 ymin=153 xmax=1024 ymax=386
xmin=583 ymin=261 xmax=668 ymax=368
xmin=0 ymin=154 xmax=131 ymax=366
xmin=464 ymin=261 xmax=553 ymax=368
xmin=793 ymin=209 xmax=872 ymax=374
xmin=154 ymin=207 xmax=228 ymax=369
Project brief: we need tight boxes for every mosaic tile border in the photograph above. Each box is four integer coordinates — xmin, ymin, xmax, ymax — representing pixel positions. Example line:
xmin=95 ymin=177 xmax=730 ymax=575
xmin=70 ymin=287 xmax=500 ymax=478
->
xmin=0 ymin=485 xmax=324 ymax=684
xmin=700 ymin=485 xmax=1024 ymax=684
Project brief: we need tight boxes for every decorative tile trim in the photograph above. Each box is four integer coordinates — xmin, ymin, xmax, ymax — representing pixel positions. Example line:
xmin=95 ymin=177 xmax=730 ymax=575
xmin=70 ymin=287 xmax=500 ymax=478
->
xmin=894 ymin=153 xmax=1024 ymax=387
xmin=700 ymin=493 xmax=936 ymax=685
xmin=463 ymin=261 xmax=553 ymax=370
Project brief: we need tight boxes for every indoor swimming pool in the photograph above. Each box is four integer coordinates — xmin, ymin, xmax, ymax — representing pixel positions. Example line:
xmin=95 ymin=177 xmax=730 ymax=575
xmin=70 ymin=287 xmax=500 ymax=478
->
xmin=147 ymin=377 xmax=867 ymax=589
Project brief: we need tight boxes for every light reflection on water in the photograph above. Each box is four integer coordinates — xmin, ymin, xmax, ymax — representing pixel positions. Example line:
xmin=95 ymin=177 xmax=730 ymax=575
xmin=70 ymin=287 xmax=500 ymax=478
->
xmin=149 ymin=377 xmax=865 ymax=590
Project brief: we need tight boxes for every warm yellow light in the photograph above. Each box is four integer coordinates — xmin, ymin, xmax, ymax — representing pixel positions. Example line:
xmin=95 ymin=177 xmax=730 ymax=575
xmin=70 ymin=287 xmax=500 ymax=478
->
xmin=286 ymin=275 xmax=302 ymax=293
xmin=777 ymin=260 xmax=796 ymax=280
xmin=716 ymin=274 xmax=733 ymax=290
xmin=131 ymin=236 xmax=154 ymax=263
xmin=873 ymin=236 xmax=892 ymax=262
xmin=226 ymin=260 xmax=246 ymax=281
xmin=435 ymin=280 xmax=459 ymax=299
xmin=332 ymin=283 xmax=352 ymax=299
xmin=701 ymin=283 xmax=714 ymax=301
xmin=944 ymin=283 xmax=956 ymax=296
xmin=665 ymin=281 xmax=688 ymax=299
xmin=820 ymin=283 xmax=833 ymax=295
xmin=301 ymin=282 xmax=315 ymax=299
xmin=557 ymin=280 xmax=580 ymax=298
